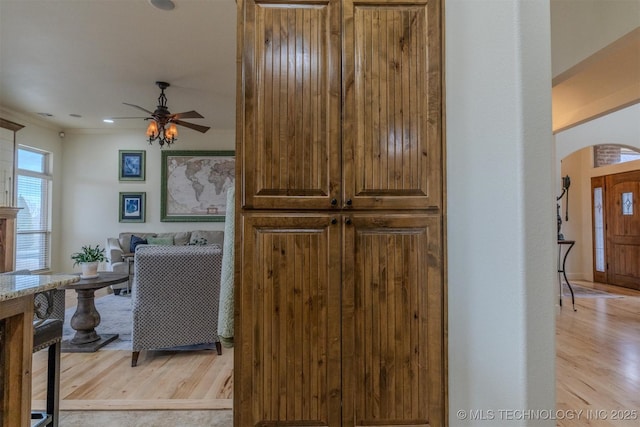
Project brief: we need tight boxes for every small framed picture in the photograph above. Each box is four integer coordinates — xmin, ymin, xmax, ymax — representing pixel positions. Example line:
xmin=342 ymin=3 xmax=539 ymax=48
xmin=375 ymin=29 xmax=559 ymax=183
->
xmin=119 ymin=192 xmax=146 ymax=223
xmin=119 ymin=150 xmax=146 ymax=181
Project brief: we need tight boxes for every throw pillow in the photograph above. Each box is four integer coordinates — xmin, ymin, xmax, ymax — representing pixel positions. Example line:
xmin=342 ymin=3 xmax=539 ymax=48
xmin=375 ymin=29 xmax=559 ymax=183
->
xmin=147 ymin=235 xmax=174 ymax=245
xmin=189 ymin=230 xmax=224 ymax=246
xmin=171 ymin=231 xmax=191 ymax=246
xmin=129 ymin=235 xmax=147 ymax=253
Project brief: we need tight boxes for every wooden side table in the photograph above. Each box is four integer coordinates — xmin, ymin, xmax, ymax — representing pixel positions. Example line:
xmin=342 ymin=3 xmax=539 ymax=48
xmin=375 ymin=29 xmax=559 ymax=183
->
xmin=59 ymin=272 xmax=129 ymax=352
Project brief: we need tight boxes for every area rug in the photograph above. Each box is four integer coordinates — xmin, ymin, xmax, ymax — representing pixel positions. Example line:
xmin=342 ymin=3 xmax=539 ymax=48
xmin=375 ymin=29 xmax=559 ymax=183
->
xmin=63 ymin=294 xmax=133 ymax=350
xmin=561 ymin=282 xmax=623 ymax=299
xmin=63 ymin=294 xmax=219 ymax=351
xmin=58 ymin=410 xmax=232 ymax=427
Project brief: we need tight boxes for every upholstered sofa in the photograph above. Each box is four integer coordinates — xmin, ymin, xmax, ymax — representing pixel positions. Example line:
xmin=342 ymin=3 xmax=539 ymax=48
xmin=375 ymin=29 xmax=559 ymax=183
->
xmin=105 ymin=230 xmax=224 ymax=294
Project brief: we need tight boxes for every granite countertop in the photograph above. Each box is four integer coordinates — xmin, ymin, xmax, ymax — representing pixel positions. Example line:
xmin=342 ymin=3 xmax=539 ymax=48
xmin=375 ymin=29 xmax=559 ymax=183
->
xmin=0 ymin=274 xmax=80 ymax=302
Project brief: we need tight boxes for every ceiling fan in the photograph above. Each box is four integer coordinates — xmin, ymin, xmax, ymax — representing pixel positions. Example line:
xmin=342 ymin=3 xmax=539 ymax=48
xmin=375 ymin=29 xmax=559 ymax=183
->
xmin=112 ymin=81 xmax=210 ymax=147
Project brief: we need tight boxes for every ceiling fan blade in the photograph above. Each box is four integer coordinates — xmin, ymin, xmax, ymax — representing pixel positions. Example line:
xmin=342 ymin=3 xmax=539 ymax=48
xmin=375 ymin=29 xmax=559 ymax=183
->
xmin=172 ymin=110 xmax=204 ymax=120
xmin=173 ymin=120 xmax=210 ymax=133
xmin=123 ymin=102 xmax=154 ymax=115
xmin=110 ymin=116 xmax=149 ymax=120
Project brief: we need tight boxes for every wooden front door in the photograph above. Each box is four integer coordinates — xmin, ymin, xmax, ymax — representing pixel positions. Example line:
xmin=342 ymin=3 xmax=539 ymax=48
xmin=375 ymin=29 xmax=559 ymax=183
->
xmin=604 ymin=170 xmax=640 ymax=290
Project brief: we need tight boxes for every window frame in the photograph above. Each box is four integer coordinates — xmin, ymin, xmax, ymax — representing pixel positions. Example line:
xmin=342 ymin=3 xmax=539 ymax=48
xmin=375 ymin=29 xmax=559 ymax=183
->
xmin=15 ymin=146 xmax=52 ymax=272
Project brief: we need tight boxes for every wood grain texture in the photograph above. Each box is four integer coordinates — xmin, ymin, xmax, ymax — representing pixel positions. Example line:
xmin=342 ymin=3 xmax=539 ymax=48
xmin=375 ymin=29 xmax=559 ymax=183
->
xmin=240 ymin=0 xmax=341 ymax=210
xmin=31 ymin=345 xmax=233 ymax=411
xmin=343 ymin=0 xmax=441 ymax=210
xmin=605 ymin=170 xmax=640 ymax=290
xmin=237 ymin=213 xmax=341 ymax=426
xmin=342 ymin=214 xmax=442 ymax=427
xmin=1 ymin=296 xmax=33 ymax=427
xmin=236 ymin=1 xmax=445 ymax=426
xmin=556 ymin=281 xmax=640 ymax=427
xmin=0 ymin=207 xmax=19 ymax=273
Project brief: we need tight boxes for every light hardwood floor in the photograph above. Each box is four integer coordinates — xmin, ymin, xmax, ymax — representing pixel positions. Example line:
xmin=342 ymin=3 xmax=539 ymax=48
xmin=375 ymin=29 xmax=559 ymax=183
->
xmin=556 ymin=280 xmax=640 ymax=427
xmin=31 ymin=289 xmax=232 ymax=411
xmin=31 ymin=283 xmax=640 ymax=425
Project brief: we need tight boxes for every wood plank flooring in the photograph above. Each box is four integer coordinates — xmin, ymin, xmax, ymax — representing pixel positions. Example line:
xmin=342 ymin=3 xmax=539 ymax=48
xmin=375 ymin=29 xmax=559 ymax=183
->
xmin=31 ymin=347 xmax=233 ymax=411
xmin=31 ymin=290 xmax=233 ymax=411
xmin=31 ymin=282 xmax=640 ymax=424
xmin=556 ymin=280 xmax=640 ymax=427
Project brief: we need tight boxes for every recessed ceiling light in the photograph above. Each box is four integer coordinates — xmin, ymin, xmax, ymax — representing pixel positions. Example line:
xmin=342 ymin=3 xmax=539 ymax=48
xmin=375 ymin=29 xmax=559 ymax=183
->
xmin=149 ymin=0 xmax=175 ymax=11
xmin=37 ymin=112 xmax=53 ymax=117
xmin=69 ymin=113 xmax=82 ymax=118
xmin=103 ymin=119 xmax=114 ymax=124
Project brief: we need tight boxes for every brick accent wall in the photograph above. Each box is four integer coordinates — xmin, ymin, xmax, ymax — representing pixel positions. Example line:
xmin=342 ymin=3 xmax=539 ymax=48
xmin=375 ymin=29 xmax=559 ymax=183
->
xmin=594 ymin=144 xmax=621 ymax=167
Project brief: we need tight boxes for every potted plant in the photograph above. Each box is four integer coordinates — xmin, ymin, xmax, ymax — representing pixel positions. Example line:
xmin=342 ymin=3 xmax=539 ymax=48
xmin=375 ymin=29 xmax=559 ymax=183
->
xmin=71 ymin=244 xmax=107 ymax=279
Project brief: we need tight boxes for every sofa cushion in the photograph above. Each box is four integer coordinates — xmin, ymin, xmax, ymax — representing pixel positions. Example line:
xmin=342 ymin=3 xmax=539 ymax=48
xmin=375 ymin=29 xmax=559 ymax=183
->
xmin=119 ymin=233 xmax=157 ymax=254
xmin=130 ymin=235 xmax=148 ymax=253
xmin=147 ymin=235 xmax=174 ymax=245
xmin=157 ymin=231 xmax=191 ymax=246
xmin=190 ymin=230 xmax=224 ymax=246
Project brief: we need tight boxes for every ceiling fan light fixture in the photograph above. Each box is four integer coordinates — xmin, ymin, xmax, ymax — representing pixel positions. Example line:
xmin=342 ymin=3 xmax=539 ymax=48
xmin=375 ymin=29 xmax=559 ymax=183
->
xmin=118 ymin=81 xmax=208 ymax=148
xmin=146 ymin=119 xmax=177 ymax=148
xmin=146 ymin=121 xmax=158 ymax=138
xmin=166 ymin=123 xmax=178 ymax=139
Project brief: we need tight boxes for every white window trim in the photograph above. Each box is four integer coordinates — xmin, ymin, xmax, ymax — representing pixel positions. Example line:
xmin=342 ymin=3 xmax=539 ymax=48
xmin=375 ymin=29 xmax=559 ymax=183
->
xmin=15 ymin=146 xmax=52 ymax=272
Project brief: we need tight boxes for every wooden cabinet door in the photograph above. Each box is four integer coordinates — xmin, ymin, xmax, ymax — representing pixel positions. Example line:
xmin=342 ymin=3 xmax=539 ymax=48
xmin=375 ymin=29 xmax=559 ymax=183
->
xmin=238 ymin=0 xmax=342 ymax=211
xmin=342 ymin=213 xmax=444 ymax=426
xmin=343 ymin=0 xmax=442 ymax=210
xmin=236 ymin=213 xmax=342 ymax=427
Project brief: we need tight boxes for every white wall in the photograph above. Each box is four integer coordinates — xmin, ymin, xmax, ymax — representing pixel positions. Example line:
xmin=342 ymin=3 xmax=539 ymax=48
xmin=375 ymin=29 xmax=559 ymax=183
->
xmin=0 ymin=127 xmax=16 ymax=207
xmin=560 ymin=148 xmax=640 ymax=283
xmin=557 ymin=147 xmax=591 ymax=280
xmin=0 ymin=108 xmax=65 ymax=271
xmin=556 ymin=104 xmax=640 ymax=161
xmin=550 ymin=0 xmax=640 ymax=77
xmin=555 ymin=103 xmax=640 ymax=281
xmin=59 ymin=127 xmax=234 ymax=273
xmin=446 ymin=0 xmax=556 ymax=425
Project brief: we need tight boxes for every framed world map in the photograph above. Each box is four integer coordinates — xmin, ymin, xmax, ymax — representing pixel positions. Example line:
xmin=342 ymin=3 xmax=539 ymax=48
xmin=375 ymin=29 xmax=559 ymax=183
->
xmin=160 ymin=150 xmax=235 ymax=222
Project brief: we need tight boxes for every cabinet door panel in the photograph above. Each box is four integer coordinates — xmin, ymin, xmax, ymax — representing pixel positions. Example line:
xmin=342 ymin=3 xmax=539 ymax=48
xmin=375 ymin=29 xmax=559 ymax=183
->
xmin=343 ymin=0 xmax=442 ymax=210
xmin=239 ymin=0 xmax=341 ymax=210
xmin=236 ymin=213 xmax=342 ymax=427
xmin=342 ymin=214 xmax=444 ymax=426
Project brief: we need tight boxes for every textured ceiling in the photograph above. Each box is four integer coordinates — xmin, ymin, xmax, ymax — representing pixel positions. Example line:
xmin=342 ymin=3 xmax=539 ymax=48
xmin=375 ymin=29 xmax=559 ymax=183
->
xmin=1 ymin=1 xmax=637 ymax=135
xmin=0 ymin=0 xmax=237 ymax=132
xmin=552 ymin=27 xmax=640 ymax=133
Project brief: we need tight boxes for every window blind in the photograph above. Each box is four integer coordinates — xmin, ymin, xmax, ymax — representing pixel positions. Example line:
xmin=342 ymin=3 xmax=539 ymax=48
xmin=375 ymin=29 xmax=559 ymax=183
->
xmin=15 ymin=148 xmax=51 ymax=271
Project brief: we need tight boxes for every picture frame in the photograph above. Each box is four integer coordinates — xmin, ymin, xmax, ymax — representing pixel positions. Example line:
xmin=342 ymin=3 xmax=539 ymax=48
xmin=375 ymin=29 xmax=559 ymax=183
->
xmin=119 ymin=150 xmax=146 ymax=181
xmin=161 ymin=150 xmax=235 ymax=222
xmin=119 ymin=192 xmax=146 ymax=223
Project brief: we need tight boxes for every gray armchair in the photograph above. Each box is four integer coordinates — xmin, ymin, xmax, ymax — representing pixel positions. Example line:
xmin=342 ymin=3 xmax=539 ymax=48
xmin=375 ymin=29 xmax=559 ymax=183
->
xmin=131 ymin=245 xmax=223 ymax=367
